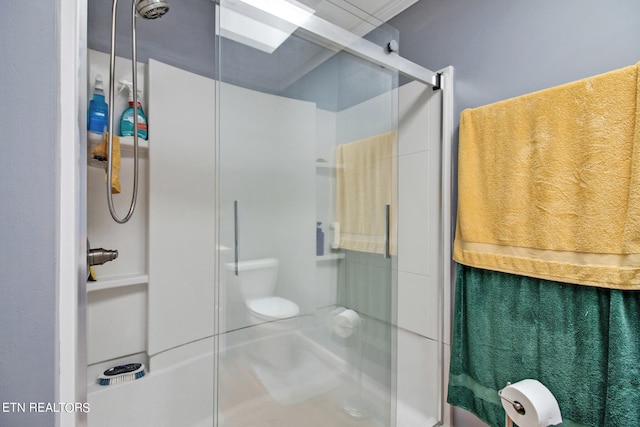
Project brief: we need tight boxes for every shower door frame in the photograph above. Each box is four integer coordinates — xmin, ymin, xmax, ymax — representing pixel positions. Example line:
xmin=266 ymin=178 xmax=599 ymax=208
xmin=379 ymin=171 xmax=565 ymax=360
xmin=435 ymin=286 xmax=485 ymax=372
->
xmin=60 ymin=1 xmax=89 ymax=426
xmin=213 ymin=1 xmax=455 ymax=426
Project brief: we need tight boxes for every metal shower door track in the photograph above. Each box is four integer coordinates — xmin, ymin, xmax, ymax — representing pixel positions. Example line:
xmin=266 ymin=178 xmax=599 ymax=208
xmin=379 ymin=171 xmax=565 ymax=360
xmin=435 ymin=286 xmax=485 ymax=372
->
xmin=295 ymin=7 xmax=439 ymax=87
xmin=220 ymin=0 xmax=439 ymax=87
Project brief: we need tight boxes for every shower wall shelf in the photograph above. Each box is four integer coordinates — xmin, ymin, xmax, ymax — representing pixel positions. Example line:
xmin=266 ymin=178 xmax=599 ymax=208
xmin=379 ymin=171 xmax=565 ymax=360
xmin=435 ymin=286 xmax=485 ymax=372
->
xmin=87 ymin=136 xmax=149 ymax=169
xmin=317 ymin=253 xmax=345 ymax=262
xmin=87 ymin=273 xmax=149 ymax=293
xmin=315 ymin=161 xmax=343 ymax=169
xmin=120 ymin=136 xmax=149 ymax=157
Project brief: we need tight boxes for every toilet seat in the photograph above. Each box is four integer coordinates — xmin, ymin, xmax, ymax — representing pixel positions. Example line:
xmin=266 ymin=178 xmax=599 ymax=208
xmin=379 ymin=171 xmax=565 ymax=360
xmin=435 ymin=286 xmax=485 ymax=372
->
xmin=246 ymin=296 xmax=299 ymax=320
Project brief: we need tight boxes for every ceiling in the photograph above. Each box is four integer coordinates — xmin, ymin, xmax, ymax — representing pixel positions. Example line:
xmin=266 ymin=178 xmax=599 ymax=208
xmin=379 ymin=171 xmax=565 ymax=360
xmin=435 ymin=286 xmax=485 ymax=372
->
xmin=217 ymin=0 xmax=421 ymax=110
xmin=313 ymin=0 xmax=419 ymax=34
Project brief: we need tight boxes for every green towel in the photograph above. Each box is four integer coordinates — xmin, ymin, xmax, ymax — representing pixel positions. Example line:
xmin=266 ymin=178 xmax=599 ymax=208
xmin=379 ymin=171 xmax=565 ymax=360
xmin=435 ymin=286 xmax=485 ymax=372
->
xmin=448 ymin=264 xmax=640 ymax=426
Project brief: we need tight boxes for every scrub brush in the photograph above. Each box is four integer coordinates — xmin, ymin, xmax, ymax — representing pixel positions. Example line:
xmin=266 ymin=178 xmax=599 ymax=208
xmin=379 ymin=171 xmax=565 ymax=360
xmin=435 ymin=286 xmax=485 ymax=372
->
xmin=98 ymin=363 xmax=145 ymax=386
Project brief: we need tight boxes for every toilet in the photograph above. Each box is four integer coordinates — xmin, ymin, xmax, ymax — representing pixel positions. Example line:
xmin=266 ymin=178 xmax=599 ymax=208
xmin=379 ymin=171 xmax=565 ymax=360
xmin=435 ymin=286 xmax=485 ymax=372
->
xmin=225 ymin=258 xmax=300 ymax=368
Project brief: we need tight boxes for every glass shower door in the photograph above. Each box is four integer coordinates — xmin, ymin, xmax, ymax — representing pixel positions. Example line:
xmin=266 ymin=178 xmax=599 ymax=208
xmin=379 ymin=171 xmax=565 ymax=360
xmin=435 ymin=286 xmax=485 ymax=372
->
xmin=215 ymin=1 xmax=400 ymax=425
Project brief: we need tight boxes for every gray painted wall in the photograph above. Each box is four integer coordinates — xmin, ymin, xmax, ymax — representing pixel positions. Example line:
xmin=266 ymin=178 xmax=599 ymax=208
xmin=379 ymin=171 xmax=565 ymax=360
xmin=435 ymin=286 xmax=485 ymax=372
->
xmin=390 ymin=0 xmax=640 ymax=129
xmin=389 ymin=1 xmax=640 ymax=426
xmin=0 ymin=2 xmax=58 ymax=427
xmin=88 ymin=0 xmax=217 ymax=79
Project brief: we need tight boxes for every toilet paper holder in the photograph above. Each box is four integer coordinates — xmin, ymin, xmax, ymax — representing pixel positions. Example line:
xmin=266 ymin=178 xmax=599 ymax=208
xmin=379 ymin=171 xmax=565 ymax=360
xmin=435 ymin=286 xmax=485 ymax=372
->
xmin=499 ymin=382 xmax=524 ymax=427
xmin=498 ymin=379 xmax=562 ymax=427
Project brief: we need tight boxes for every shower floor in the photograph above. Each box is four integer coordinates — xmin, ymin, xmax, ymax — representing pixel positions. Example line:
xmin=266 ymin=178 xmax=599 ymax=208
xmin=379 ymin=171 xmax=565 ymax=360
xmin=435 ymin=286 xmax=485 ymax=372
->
xmin=218 ymin=338 xmax=389 ymax=427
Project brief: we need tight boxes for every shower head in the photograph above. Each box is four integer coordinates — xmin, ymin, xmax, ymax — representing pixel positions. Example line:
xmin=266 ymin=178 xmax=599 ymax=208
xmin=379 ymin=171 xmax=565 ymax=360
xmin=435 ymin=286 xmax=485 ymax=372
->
xmin=136 ymin=0 xmax=169 ymax=19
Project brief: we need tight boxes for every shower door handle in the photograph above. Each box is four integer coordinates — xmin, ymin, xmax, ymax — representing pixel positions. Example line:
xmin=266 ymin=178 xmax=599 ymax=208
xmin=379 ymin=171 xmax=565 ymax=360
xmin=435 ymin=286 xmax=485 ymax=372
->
xmin=234 ymin=200 xmax=239 ymax=276
xmin=384 ymin=204 xmax=391 ymax=259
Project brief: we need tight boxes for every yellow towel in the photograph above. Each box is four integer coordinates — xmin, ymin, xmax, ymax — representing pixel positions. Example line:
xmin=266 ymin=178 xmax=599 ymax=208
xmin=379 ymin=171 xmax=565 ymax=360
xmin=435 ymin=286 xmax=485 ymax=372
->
xmin=91 ymin=133 xmax=121 ymax=194
xmin=336 ymin=131 xmax=397 ymax=255
xmin=454 ymin=62 xmax=640 ymax=290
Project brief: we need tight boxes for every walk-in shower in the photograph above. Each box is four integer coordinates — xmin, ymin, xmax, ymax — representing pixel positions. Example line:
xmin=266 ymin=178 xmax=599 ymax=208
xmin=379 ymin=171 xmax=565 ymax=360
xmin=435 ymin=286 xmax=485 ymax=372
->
xmin=84 ymin=1 xmax=452 ymax=426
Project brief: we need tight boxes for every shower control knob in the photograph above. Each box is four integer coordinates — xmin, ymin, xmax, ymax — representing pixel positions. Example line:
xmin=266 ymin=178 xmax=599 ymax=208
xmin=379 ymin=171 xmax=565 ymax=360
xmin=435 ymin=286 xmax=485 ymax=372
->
xmin=87 ymin=240 xmax=119 ymax=266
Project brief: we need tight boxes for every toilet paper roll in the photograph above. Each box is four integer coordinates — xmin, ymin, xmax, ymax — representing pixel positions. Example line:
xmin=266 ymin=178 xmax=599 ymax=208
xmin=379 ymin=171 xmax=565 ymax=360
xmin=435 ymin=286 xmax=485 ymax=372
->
xmin=327 ymin=307 xmax=346 ymax=331
xmin=500 ymin=379 xmax=562 ymax=427
xmin=332 ymin=308 xmax=360 ymax=338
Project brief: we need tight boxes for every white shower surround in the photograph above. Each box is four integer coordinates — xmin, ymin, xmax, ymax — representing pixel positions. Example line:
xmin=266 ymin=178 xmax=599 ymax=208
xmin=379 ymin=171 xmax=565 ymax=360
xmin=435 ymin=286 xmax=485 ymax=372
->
xmin=85 ymin=48 xmax=450 ymax=425
xmin=87 ymin=334 xmax=438 ymax=427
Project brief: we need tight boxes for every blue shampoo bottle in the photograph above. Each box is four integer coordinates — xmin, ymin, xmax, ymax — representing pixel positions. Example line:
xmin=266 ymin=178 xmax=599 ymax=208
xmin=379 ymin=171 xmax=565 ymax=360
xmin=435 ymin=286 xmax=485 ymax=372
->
xmin=87 ymin=75 xmax=108 ymax=162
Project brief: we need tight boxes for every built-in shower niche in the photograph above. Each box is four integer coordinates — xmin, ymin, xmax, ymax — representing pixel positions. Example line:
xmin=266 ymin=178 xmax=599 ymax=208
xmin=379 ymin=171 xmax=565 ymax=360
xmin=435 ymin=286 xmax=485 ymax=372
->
xmin=86 ymin=50 xmax=150 ymax=390
xmin=84 ymin=49 xmax=161 ymax=424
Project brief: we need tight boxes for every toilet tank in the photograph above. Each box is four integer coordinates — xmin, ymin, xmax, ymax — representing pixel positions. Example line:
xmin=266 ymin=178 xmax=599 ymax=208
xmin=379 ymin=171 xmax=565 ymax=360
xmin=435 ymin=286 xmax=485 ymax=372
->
xmin=225 ymin=258 xmax=279 ymax=301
